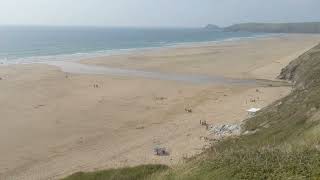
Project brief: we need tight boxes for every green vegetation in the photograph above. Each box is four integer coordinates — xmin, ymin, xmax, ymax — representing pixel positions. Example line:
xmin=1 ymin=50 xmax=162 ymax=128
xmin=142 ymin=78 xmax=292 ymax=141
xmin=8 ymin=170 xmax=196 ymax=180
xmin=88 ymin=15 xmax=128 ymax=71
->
xmin=62 ymin=165 xmax=169 ymax=180
xmin=150 ymin=147 xmax=320 ymax=180
xmin=63 ymin=43 xmax=320 ymax=179
xmin=224 ymin=22 xmax=320 ymax=33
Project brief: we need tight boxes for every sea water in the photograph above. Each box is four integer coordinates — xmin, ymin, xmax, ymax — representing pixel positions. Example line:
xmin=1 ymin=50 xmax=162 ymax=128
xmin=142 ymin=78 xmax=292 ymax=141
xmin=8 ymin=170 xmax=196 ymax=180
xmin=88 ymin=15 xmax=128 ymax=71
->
xmin=0 ymin=26 xmax=268 ymax=64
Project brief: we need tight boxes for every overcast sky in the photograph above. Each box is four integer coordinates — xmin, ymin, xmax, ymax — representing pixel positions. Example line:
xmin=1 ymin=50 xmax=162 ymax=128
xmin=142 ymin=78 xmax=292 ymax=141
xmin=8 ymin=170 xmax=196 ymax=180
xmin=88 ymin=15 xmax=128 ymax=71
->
xmin=0 ymin=0 xmax=319 ymax=27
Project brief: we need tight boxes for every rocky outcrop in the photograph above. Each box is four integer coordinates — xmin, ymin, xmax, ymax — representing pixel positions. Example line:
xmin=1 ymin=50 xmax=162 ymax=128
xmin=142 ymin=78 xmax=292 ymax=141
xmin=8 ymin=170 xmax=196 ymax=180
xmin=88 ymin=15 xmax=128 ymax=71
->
xmin=209 ymin=124 xmax=241 ymax=137
xmin=205 ymin=24 xmax=222 ymax=31
xmin=278 ymin=43 xmax=320 ymax=89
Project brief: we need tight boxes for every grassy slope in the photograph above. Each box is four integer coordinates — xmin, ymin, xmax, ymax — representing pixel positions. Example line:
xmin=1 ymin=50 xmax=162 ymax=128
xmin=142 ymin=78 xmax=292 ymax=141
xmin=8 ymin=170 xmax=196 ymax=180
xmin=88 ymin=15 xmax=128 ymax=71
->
xmin=61 ymin=165 xmax=169 ymax=180
xmin=63 ymin=44 xmax=320 ymax=180
xmin=224 ymin=22 xmax=320 ymax=33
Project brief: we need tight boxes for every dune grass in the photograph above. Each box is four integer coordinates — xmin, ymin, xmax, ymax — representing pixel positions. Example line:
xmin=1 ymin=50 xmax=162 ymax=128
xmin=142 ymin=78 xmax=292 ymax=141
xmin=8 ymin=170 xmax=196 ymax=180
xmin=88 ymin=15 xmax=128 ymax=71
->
xmin=62 ymin=165 xmax=169 ymax=180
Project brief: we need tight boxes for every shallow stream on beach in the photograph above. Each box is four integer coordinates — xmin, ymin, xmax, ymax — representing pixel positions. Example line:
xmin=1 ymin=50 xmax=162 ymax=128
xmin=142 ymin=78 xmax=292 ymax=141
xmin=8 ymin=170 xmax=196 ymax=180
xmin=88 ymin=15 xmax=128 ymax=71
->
xmin=46 ymin=61 xmax=261 ymax=85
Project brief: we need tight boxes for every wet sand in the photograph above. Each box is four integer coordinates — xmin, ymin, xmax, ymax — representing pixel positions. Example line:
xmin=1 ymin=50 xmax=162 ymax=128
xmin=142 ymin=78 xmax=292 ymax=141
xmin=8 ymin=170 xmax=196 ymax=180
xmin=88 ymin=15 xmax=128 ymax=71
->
xmin=0 ymin=34 xmax=319 ymax=179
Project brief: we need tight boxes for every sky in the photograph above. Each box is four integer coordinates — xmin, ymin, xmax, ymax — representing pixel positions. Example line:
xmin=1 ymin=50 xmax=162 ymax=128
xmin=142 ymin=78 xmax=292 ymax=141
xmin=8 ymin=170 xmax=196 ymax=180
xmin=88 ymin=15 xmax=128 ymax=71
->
xmin=0 ymin=0 xmax=319 ymax=27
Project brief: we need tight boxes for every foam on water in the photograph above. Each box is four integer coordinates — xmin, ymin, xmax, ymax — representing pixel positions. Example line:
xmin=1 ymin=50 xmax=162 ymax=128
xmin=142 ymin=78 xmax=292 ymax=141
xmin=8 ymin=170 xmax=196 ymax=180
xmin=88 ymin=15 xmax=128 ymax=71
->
xmin=0 ymin=26 xmax=276 ymax=65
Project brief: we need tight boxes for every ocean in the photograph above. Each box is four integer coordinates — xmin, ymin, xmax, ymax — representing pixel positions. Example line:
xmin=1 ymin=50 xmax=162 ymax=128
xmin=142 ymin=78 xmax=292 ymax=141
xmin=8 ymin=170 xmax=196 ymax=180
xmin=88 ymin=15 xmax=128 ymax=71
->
xmin=0 ymin=26 xmax=266 ymax=64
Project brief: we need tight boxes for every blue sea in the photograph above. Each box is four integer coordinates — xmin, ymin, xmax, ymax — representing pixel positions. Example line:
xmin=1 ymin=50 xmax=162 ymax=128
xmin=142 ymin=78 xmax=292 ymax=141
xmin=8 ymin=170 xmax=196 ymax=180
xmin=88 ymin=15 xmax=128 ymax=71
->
xmin=0 ymin=26 xmax=267 ymax=64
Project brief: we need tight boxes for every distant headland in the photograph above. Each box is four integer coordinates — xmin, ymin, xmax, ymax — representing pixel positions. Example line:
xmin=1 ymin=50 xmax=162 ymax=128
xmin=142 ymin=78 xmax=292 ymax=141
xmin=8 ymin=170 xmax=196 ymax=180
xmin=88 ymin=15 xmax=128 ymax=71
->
xmin=205 ymin=22 xmax=320 ymax=33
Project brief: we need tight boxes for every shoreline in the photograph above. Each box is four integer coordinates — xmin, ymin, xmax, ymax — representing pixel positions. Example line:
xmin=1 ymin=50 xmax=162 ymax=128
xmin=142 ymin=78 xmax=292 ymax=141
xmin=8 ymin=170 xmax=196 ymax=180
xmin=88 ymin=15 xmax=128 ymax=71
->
xmin=0 ymin=33 xmax=279 ymax=66
xmin=45 ymin=61 xmax=292 ymax=87
xmin=1 ymin=34 xmax=320 ymax=180
xmin=79 ymin=34 xmax=320 ymax=79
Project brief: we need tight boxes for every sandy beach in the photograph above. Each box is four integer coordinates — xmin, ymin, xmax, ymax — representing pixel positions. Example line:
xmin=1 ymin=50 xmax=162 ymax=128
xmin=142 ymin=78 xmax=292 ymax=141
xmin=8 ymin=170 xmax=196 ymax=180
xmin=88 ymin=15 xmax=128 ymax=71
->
xmin=1 ymin=34 xmax=320 ymax=180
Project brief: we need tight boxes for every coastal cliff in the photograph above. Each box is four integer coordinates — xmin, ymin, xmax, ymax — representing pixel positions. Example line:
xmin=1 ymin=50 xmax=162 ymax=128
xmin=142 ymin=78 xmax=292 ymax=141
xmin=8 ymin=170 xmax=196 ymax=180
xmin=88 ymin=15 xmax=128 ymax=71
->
xmin=224 ymin=22 xmax=320 ymax=34
xmin=205 ymin=22 xmax=320 ymax=34
xmin=204 ymin=24 xmax=222 ymax=31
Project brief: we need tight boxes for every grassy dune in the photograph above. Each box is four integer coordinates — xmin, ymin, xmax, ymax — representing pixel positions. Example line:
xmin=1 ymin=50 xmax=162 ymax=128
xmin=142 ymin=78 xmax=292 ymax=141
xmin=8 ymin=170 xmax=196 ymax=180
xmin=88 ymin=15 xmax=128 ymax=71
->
xmin=63 ymin=43 xmax=320 ymax=179
xmin=61 ymin=165 xmax=169 ymax=180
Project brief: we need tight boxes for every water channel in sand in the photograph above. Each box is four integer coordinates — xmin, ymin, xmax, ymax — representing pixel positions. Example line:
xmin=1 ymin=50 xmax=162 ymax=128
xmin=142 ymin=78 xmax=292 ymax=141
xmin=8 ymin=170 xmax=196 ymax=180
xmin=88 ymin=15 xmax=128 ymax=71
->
xmin=46 ymin=61 xmax=258 ymax=85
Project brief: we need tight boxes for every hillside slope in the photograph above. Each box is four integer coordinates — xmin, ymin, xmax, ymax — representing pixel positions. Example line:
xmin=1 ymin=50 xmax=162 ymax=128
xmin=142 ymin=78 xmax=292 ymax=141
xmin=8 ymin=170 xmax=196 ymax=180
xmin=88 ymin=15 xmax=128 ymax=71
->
xmin=149 ymin=42 xmax=320 ymax=180
xmin=224 ymin=22 xmax=320 ymax=33
xmin=64 ymin=43 xmax=320 ymax=180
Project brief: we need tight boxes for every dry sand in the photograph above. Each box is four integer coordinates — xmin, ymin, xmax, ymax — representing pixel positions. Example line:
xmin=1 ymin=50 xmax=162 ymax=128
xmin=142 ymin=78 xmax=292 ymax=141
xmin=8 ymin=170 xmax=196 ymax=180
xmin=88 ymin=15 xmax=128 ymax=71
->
xmin=0 ymin=34 xmax=319 ymax=180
